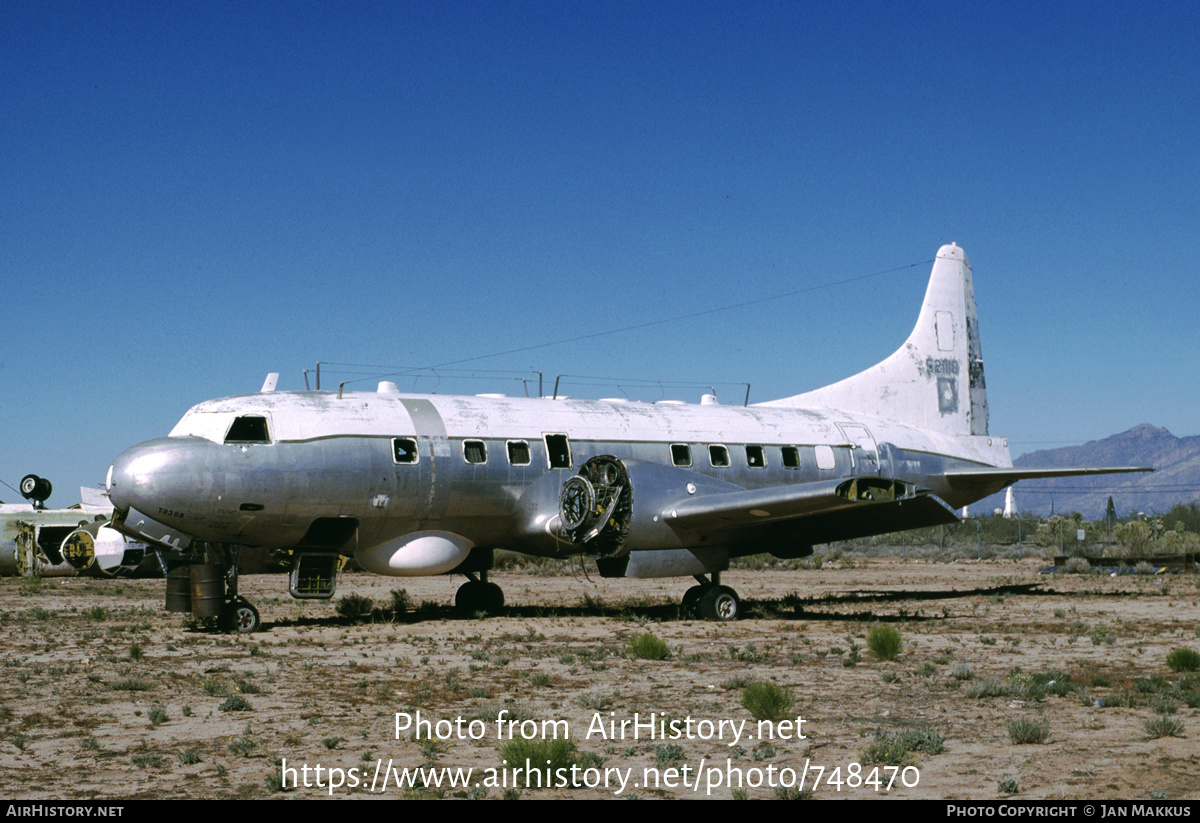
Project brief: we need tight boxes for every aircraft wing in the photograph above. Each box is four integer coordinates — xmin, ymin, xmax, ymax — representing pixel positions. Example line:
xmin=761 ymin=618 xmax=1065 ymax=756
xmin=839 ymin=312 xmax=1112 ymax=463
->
xmin=660 ymin=476 xmax=961 ymax=543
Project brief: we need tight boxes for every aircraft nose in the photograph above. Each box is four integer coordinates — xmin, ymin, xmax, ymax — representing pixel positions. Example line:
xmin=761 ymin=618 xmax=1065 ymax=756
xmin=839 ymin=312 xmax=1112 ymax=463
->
xmin=108 ymin=439 xmax=179 ymax=514
xmin=107 ymin=438 xmax=210 ymax=548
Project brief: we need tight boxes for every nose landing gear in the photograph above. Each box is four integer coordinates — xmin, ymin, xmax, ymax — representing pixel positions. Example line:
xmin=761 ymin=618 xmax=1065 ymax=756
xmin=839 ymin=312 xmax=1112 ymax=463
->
xmin=220 ymin=595 xmax=261 ymax=634
xmin=164 ymin=544 xmax=263 ymax=633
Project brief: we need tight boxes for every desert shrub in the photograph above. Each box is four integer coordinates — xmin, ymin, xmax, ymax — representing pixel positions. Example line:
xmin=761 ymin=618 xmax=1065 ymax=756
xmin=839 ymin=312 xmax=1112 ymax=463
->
xmin=628 ymin=632 xmax=671 ymax=661
xmin=335 ymin=593 xmax=376 ymax=622
xmin=966 ymin=677 xmax=1006 ymax=699
xmin=1166 ymin=647 xmax=1200 ymax=672
xmin=1006 ymin=717 xmax=1049 ymax=744
xmin=654 ymin=743 xmax=685 ymax=766
xmin=998 ymin=776 xmax=1019 ymax=794
xmin=867 ymin=625 xmax=902 ymax=661
xmin=862 ymin=727 xmax=944 ymax=765
xmin=219 ymin=695 xmax=252 ymax=712
xmin=1064 ymin=556 xmax=1092 ymax=574
xmin=498 ymin=738 xmax=582 ymax=787
xmin=1144 ymin=715 xmax=1185 ymax=739
xmin=389 ymin=589 xmax=413 ymax=615
xmin=741 ymin=682 xmax=795 ymax=722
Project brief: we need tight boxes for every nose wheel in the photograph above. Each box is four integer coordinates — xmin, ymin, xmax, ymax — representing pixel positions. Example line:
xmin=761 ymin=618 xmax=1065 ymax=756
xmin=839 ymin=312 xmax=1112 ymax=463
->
xmin=220 ymin=596 xmax=261 ymax=634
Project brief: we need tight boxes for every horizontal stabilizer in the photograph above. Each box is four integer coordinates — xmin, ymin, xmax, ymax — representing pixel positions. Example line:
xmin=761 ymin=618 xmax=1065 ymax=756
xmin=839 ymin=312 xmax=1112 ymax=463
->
xmin=943 ymin=466 xmax=1154 ymax=490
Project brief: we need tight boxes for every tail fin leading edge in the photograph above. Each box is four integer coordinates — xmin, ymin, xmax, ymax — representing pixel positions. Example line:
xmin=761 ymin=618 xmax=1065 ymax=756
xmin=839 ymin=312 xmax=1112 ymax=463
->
xmin=762 ymin=243 xmax=988 ymax=438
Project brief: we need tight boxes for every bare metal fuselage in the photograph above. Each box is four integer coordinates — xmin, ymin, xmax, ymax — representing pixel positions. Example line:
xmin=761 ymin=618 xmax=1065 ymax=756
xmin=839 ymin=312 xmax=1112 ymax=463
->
xmin=108 ymin=390 xmax=1009 ymax=560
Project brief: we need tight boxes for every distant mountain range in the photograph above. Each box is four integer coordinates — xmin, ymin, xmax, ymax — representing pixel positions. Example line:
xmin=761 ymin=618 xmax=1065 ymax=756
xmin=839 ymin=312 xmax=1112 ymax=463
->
xmin=974 ymin=424 xmax=1200 ymax=519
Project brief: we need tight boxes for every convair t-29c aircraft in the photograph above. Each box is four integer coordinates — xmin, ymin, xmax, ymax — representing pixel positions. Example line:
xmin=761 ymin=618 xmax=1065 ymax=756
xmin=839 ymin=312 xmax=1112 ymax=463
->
xmin=106 ymin=244 xmax=1149 ymax=631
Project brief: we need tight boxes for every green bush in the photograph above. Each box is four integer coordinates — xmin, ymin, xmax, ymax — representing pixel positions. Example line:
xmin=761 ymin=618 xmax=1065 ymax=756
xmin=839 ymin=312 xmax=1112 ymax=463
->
xmin=741 ymin=682 xmax=795 ymax=722
xmin=498 ymin=738 xmax=582 ymax=788
xmin=867 ymin=625 xmax=903 ymax=661
xmin=628 ymin=632 xmax=671 ymax=660
xmin=1166 ymin=647 xmax=1200 ymax=672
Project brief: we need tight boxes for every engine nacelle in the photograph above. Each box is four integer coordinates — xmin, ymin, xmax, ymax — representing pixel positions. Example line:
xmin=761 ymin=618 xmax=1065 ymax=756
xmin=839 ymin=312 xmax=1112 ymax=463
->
xmin=516 ymin=456 xmax=747 ymax=558
xmin=61 ymin=524 xmax=147 ymax=577
xmin=355 ymin=531 xmax=473 ymax=576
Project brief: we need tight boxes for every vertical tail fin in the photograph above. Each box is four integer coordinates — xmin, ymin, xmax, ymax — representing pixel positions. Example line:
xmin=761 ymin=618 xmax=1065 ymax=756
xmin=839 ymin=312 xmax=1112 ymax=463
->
xmin=760 ymin=243 xmax=988 ymax=437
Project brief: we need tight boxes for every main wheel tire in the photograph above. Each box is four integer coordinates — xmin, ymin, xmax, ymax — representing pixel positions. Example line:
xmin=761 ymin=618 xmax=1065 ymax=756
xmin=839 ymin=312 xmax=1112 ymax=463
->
xmin=681 ymin=585 xmax=705 ymax=616
xmin=699 ymin=585 xmax=740 ymax=621
xmin=455 ymin=580 xmax=505 ymax=616
xmin=20 ymin=474 xmax=51 ymax=502
xmin=221 ymin=597 xmax=261 ymax=633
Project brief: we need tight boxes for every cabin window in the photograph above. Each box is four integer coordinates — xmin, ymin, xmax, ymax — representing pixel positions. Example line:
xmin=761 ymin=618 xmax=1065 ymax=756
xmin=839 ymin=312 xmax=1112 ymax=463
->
xmin=709 ymin=444 xmax=730 ymax=467
xmin=746 ymin=445 xmax=765 ymax=468
xmin=225 ymin=415 xmax=270 ymax=444
xmin=671 ymin=444 xmax=692 ymax=467
xmin=392 ymin=437 xmax=418 ymax=464
xmin=781 ymin=446 xmax=801 ymax=469
xmin=545 ymin=434 xmax=572 ymax=469
xmin=463 ymin=440 xmax=487 ymax=464
xmin=507 ymin=440 xmax=531 ymax=466
xmin=815 ymin=445 xmax=836 ymax=470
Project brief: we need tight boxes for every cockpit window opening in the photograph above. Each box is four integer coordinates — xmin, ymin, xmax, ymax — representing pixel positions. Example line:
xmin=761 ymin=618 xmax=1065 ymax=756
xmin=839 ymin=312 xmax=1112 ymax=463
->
xmin=392 ymin=437 xmax=419 ymax=464
xmin=224 ymin=415 xmax=270 ymax=444
xmin=507 ymin=440 xmax=531 ymax=466
xmin=463 ymin=440 xmax=487 ymax=464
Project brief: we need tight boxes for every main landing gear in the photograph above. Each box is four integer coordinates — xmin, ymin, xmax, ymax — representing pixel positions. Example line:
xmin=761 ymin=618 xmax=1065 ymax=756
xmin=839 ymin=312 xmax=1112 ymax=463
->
xmin=455 ymin=571 xmax=504 ymax=616
xmin=682 ymin=573 xmax=741 ymax=621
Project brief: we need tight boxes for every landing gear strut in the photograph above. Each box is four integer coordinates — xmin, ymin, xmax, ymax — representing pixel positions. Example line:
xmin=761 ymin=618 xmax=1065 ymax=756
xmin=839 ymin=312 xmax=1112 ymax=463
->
xmin=682 ymin=573 xmax=740 ymax=621
xmin=166 ymin=544 xmax=263 ymax=634
xmin=455 ymin=571 xmax=504 ymax=616
xmin=217 ymin=545 xmax=261 ymax=633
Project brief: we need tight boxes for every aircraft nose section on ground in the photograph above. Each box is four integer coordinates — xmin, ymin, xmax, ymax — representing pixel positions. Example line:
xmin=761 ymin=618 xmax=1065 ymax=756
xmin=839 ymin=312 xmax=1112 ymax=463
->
xmin=107 ymin=438 xmax=206 ymax=549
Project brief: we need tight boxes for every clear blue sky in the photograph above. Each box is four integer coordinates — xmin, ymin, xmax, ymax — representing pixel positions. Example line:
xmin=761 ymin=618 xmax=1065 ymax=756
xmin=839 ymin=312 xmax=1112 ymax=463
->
xmin=3 ymin=1 xmax=1197 ymax=504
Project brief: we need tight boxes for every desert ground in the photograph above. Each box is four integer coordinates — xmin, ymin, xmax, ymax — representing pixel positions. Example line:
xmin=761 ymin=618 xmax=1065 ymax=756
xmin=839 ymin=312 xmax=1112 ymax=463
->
xmin=1 ymin=554 xmax=1197 ymax=801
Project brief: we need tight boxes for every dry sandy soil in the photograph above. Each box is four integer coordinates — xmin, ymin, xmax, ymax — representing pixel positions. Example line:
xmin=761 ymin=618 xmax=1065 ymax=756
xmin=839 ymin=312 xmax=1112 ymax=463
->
xmin=1 ymin=555 xmax=1198 ymax=801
